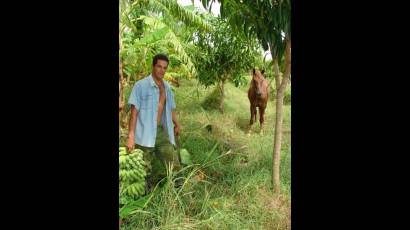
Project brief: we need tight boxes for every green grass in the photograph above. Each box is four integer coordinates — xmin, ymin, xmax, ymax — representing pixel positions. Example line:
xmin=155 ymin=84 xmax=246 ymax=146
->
xmin=120 ymin=77 xmax=291 ymax=230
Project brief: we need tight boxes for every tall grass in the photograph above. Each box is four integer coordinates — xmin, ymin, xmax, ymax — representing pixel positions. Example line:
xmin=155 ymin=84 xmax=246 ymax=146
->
xmin=120 ymin=77 xmax=291 ymax=229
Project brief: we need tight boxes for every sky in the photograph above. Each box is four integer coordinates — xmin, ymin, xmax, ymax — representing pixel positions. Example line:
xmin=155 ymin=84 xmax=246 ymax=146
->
xmin=177 ymin=0 xmax=220 ymax=16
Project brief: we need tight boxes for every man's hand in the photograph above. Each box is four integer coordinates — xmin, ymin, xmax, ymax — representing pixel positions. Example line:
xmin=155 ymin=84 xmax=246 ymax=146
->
xmin=127 ymin=105 xmax=137 ymax=153
xmin=127 ymin=136 xmax=135 ymax=153
xmin=174 ymin=123 xmax=180 ymax=137
xmin=172 ymin=111 xmax=180 ymax=137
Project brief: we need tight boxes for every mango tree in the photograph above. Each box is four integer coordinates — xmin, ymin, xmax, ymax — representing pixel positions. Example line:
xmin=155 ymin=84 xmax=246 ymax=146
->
xmin=194 ymin=16 xmax=261 ymax=112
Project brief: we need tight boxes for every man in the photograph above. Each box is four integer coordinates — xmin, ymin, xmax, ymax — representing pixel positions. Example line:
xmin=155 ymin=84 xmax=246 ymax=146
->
xmin=127 ymin=54 xmax=181 ymax=191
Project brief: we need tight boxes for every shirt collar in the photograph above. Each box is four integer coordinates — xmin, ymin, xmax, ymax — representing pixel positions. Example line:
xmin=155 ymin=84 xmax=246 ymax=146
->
xmin=148 ymin=75 xmax=156 ymax=88
xmin=148 ymin=74 xmax=167 ymax=89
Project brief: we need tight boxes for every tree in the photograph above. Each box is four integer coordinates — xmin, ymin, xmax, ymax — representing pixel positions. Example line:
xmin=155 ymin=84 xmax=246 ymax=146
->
xmin=194 ymin=17 xmax=260 ymax=112
xmin=201 ymin=0 xmax=291 ymax=193
xmin=120 ymin=0 xmax=210 ymax=81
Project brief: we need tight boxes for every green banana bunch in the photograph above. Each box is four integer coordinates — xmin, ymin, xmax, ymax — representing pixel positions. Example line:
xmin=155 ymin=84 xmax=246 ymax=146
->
xmin=119 ymin=147 xmax=146 ymax=199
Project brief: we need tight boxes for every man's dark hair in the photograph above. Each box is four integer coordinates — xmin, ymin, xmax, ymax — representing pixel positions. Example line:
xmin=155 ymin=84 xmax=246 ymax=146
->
xmin=152 ymin=54 xmax=169 ymax=66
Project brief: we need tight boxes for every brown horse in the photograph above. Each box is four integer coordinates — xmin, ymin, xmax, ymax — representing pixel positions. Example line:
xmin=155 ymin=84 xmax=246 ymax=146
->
xmin=248 ymin=68 xmax=270 ymax=133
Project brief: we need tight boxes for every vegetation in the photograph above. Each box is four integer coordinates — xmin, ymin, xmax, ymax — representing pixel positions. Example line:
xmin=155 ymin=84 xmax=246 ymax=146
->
xmin=119 ymin=1 xmax=292 ymax=228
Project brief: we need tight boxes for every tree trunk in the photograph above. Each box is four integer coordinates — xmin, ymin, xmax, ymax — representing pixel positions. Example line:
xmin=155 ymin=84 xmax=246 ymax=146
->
xmin=119 ymin=31 xmax=129 ymax=129
xmin=119 ymin=59 xmax=124 ymax=112
xmin=272 ymin=39 xmax=291 ymax=193
xmin=119 ymin=47 xmax=126 ymax=129
xmin=218 ymin=80 xmax=225 ymax=113
xmin=273 ymin=58 xmax=280 ymax=91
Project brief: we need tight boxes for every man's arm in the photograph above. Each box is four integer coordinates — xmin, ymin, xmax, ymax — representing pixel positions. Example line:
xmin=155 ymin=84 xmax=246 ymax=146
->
xmin=127 ymin=105 xmax=138 ymax=152
xmin=172 ymin=111 xmax=180 ymax=136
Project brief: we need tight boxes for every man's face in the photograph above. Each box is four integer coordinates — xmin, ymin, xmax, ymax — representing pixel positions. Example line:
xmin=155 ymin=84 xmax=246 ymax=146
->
xmin=152 ymin=60 xmax=168 ymax=79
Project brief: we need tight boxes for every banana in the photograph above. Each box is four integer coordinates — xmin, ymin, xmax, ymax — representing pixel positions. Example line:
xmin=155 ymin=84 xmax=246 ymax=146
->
xmin=119 ymin=149 xmax=127 ymax=156
xmin=131 ymin=185 xmax=138 ymax=196
xmin=119 ymin=156 xmax=127 ymax=165
xmin=135 ymin=160 xmax=142 ymax=166
xmin=127 ymin=187 xmax=133 ymax=196
xmin=129 ymin=160 xmax=138 ymax=169
xmin=136 ymin=183 xmax=144 ymax=193
xmin=134 ymin=170 xmax=143 ymax=180
xmin=119 ymin=147 xmax=147 ymax=199
xmin=136 ymin=168 xmax=146 ymax=177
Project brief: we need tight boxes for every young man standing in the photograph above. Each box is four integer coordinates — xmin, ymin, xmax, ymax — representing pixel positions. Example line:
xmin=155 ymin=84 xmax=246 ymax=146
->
xmin=127 ymin=54 xmax=181 ymax=190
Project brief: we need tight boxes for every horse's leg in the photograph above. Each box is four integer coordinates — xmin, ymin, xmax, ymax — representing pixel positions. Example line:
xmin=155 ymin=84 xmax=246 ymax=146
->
xmin=250 ymin=104 xmax=255 ymax=126
xmin=254 ymin=105 xmax=258 ymax=126
xmin=248 ymin=104 xmax=256 ymax=134
xmin=259 ymin=106 xmax=266 ymax=135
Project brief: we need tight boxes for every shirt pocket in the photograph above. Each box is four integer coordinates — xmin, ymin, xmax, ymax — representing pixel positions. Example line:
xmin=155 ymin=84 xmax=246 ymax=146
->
xmin=140 ymin=93 xmax=153 ymax=110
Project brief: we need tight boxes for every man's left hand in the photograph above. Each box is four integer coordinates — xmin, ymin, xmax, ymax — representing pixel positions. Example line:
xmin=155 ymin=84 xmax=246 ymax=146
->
xmin=174 ymin=124 xmax=180 ymax=136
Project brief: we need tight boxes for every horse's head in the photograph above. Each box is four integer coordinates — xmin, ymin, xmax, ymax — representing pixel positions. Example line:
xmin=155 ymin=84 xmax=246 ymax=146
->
xmin=252 ymin=68 xmax=266 ymax=98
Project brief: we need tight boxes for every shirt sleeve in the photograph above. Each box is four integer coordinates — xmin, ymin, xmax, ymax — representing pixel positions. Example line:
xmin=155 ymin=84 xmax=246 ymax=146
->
xmin=128 ymin=83 xmax=140 ymax=111
xmin=170 ymin=87 xmax=176 ymax=110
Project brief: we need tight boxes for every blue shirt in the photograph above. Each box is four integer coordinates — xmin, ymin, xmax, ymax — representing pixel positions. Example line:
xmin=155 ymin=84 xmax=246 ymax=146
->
xmin=128 ymin=75 xmax=177 ymax=147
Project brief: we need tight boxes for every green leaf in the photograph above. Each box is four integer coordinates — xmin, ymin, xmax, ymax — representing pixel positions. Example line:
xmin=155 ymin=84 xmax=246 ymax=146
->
xmin=179 ymin=148 xmax=193 ymax=165
xmin=119 ymin=195 xmax=150 ymax=219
